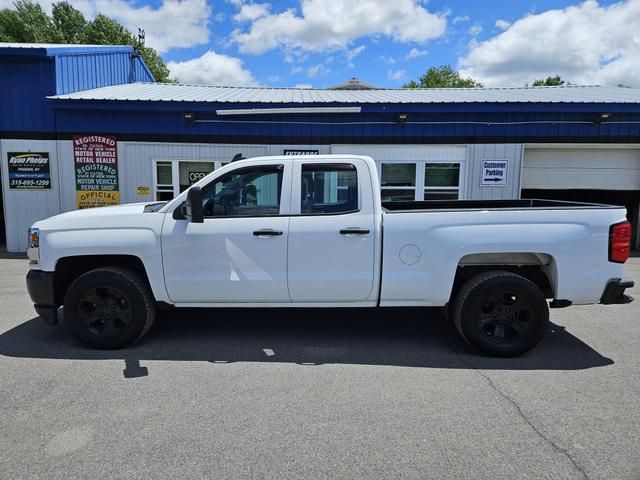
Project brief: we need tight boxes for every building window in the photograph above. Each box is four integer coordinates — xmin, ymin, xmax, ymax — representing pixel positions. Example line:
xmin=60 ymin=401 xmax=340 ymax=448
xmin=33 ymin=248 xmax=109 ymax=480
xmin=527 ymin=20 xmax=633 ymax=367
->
xmin=380 ymin=163 xmax=416 ymax=201
xmin=155 ymin=161 xmax=174 ymax=201
xmin=154 ymin=159 xmax=227 ymax=201
xmin=178 ymin=161 xmax=215 ymax=193
xmin=424 ymin=163 xmax=460 ymax=200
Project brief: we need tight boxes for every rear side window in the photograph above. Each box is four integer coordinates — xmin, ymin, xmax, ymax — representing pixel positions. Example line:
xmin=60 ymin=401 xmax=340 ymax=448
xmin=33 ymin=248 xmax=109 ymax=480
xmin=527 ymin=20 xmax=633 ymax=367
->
xmin=301 ymin=164 xmax=358 ymax=215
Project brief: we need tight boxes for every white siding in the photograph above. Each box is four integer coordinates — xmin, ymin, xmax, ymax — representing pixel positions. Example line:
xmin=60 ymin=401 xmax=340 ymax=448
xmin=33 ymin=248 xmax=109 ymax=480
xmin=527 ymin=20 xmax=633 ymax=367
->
xmin=1 ymin=139 xmax=62 ymax=252
xmin=523 ymin=148 xmax=640 ymax=190
xmin=331 ymin=144 xmax=466 ymax=163
xmin=466 ymin=144 xmax=523 ymax=200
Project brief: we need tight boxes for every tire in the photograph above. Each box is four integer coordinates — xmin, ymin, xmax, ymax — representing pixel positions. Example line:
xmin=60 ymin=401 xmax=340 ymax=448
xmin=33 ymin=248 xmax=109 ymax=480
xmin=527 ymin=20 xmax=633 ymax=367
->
xmin=452 ymin=271 xmax=549 ymax=357
xmin=63 ymin=267 xmax=156 ymax=349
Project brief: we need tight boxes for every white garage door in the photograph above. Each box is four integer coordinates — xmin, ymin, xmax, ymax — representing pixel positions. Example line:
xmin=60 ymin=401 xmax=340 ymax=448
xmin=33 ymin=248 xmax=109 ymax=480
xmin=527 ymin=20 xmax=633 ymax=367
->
xmin=523 ymin=148 xmax=640 ymax=190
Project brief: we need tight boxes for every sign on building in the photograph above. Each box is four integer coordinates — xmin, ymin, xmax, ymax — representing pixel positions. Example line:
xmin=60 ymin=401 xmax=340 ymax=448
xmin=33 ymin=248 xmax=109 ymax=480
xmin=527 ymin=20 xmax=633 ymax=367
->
xmin=188 ymin=171 xmax=209 ymax=184
xmin=481 ymin=160 xmax=508 ymax=186
xmin=73 ymin=135 xmax=120 ymax=209
xmin=284 ymin=149 xmax=319 ymax=155
xmin=7 ymin=152 xmax=51 ymax=190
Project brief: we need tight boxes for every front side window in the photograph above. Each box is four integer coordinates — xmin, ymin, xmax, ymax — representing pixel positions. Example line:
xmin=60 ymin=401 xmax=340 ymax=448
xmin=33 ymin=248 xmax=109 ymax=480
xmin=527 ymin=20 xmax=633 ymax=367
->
xmin=201 ymin=166 xmax=283 ymax=217
xmin=301 ymin=164 xmax=358 ymax=214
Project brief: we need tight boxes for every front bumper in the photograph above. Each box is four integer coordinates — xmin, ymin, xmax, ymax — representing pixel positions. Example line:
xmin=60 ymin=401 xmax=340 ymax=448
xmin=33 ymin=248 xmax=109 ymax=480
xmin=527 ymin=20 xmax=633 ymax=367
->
xmin=26 ymin=269 xmax=58 ymax=325
xmin=600 ymin=278 xmax=635 ymax=305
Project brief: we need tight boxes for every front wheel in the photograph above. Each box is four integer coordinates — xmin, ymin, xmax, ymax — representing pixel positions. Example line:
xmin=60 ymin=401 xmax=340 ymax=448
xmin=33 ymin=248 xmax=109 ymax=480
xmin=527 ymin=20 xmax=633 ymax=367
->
xmin=64 ymin=267 xmax=156 ymax=349
xmin=452 ymin=271 xmax=549 ymax=357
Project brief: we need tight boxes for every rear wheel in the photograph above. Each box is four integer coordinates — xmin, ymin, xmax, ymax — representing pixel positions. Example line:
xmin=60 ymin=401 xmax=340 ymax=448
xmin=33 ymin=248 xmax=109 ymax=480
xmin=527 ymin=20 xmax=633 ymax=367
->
xmin=453 ymin=271 xmax=549 ymax=357
xmin=64 ymin=267 xmax=156 ymax=349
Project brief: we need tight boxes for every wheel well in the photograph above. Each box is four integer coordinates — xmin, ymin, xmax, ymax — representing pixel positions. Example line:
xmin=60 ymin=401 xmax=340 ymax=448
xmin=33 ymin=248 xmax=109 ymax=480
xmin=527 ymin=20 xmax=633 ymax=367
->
xmin=53 ymin=255 xmax=149 ymax=305
xmin=450 ymin=256 xmax=555 ymax=304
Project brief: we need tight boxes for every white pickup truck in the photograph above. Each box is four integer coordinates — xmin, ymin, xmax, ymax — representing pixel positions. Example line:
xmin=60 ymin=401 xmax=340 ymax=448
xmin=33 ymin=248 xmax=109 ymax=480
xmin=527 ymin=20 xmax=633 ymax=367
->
xmin=26 ymin=155 xmax=634 ymax=356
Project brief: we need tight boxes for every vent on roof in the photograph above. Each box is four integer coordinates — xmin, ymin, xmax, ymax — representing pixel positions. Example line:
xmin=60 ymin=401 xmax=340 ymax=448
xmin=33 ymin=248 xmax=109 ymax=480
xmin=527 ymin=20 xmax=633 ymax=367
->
xmin=328 ymin=77 xmax=379 ymax=90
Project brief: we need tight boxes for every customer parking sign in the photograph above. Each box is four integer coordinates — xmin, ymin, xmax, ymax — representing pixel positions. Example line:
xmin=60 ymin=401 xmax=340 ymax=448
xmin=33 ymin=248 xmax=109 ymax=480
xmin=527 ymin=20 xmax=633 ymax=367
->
xmin=481 ymin=160 xmax=508 ymax=186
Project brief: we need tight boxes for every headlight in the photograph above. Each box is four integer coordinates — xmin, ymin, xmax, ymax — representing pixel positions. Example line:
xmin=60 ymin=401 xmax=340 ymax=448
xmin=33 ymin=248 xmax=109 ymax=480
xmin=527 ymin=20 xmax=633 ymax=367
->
xmin=27 ymin=227 xmax=39 ymax=263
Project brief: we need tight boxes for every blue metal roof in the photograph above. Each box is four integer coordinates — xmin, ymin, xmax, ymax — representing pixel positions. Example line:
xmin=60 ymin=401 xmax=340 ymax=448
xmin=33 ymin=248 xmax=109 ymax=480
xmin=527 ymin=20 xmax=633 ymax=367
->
xmin=0 ymin=43 xmax=134 ymax=56
xmin=50 ymin=83 xmax=640 ymax=104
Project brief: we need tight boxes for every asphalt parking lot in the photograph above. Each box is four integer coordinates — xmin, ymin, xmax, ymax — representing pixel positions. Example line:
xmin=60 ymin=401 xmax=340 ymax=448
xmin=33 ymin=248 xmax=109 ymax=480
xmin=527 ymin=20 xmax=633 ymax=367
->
xmin=1 ymin=255 xmax=639 ymax=480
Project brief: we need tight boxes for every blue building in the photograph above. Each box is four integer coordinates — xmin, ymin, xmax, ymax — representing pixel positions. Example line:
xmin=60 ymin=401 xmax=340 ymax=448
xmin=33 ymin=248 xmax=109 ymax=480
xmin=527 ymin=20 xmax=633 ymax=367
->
xmin=1 ymin=42 xmax=640 ymax=251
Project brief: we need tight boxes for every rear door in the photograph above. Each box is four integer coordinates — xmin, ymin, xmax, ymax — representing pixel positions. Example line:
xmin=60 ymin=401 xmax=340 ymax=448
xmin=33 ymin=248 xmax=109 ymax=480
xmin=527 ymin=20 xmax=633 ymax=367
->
xmin=287 ymin=159 xmax=377 ymax=303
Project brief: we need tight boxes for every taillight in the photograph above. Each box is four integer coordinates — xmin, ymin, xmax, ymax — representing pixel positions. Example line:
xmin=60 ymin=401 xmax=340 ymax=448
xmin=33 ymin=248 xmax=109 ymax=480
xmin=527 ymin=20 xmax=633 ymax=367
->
xmin=609 ymin=221 xmax=631 ymax=263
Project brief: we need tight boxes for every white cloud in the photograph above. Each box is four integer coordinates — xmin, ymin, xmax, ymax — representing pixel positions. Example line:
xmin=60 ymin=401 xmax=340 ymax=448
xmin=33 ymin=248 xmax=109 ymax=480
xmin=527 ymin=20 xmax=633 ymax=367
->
xmin=377 ymin=55 xmax=396 ymax=64
xmin=406 ymin=48 xmax=428 ymax=60
xmin=387 ymin=69 xmax=406 ymax=81
xmin=452 ymin=15 xmax=469 ymax=24
xmin=233 ymin=2 xmax=270 ymax=22
xmin=494 ymin=19 xmax=511 ymax=30
xmin=83 ymin=0 xmax=212 ymax=54
xmin=232 ymin=0 xmax=447 ymax=54
xmin=307 ymin=64 xmax=326 ymax=78
xmin=167 ymin=50 xmax=256 ymax=85
xmin=294 ymin=83 xmax=313 ymax=88
xmin=459 ymin=0 xmax=640 ymax=87
xmin=468 ymin=24 xmax=482 ymax=36
xmin=346 ymin=45 xmax=366 ymax=62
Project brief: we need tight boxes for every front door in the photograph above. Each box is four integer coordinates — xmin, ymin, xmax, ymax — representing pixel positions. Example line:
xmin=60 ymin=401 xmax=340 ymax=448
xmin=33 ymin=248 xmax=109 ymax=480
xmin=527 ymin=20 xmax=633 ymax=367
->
xmin=161 ymin=162 xmax=291 ymax=303
xmin=287 ymin=160 xmax=377 ymax=303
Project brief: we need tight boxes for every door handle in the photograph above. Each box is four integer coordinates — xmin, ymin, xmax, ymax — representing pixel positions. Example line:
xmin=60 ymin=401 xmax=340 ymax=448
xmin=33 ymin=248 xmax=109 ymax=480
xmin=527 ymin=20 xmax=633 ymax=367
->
xmin=253 ymin=229 xmax=283 ymax=236
xmin=340 ymin=228 xmax=370 ymax=235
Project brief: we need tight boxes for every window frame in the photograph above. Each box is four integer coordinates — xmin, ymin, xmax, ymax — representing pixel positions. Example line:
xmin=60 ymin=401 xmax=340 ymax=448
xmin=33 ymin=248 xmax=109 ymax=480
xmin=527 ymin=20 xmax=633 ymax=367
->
xmin=199 ymin=164 xmax=285 ymax=219
xmin=376 ymin=160 xmax=464 ymax=201
xmin=298 ymin=162 xmax=360 ymax=216
xmin=423 ymin=162 xmax=461 ymax=200
xmin=152 ymin=159 xmax=228 ymax=201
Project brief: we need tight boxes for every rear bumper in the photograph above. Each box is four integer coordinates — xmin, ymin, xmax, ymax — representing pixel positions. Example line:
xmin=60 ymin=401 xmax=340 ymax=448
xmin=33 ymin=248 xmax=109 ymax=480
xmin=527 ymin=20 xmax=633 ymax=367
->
xmin=600 ymin=278 xmax=635 ymax=305
xmin=26 ymin=269 xmax=58 ymax=325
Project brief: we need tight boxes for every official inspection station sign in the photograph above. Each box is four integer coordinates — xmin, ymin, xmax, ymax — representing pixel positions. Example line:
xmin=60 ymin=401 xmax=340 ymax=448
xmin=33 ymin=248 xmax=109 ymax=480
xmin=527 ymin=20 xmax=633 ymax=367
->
xmin=7 ymin=152 xmax=51 ymax=190
xmin=481 ymin=160 xmax=508 ymax=186
xmin=73 ymin=135 xmax=120 ymax=209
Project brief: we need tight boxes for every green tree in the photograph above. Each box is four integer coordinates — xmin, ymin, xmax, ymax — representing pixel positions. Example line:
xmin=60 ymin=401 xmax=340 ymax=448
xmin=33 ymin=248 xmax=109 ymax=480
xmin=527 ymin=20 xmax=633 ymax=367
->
xmin=0 ymin=0 xmax=62 ymax=42
xmin=0 ymin=1 xmax=170 ymax=82
xmin=403 ymin=65 xmax=484 ymax=88
xmin=52 ymin=1 xmax=87 ymax=43
xmin=532 ymin=75 xmax=565 ymax=86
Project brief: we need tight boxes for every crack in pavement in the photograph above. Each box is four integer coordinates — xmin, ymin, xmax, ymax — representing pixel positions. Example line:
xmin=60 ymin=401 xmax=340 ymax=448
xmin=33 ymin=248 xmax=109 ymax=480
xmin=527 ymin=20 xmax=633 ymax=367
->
xmin=454 ymin=351 xmax=589 ymax=480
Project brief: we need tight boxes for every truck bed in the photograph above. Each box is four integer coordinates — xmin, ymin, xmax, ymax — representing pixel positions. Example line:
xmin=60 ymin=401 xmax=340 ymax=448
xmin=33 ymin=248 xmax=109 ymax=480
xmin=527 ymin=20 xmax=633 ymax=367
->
xmin=382 ymin=198 xmax=622 ymax=212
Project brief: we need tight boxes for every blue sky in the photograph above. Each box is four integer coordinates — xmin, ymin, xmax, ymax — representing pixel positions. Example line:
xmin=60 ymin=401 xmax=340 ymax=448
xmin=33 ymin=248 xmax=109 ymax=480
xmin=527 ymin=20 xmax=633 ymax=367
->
xmin=12 ymin=0 xmax=638 ymax=88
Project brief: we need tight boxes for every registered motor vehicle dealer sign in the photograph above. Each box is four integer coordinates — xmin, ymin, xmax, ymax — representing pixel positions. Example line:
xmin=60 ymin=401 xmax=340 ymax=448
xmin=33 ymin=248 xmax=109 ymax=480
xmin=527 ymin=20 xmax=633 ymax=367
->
xmin=481 ymin=160 xmax=508 ymax=186
xmin=73 ymin=135 xmax=120 ymax=209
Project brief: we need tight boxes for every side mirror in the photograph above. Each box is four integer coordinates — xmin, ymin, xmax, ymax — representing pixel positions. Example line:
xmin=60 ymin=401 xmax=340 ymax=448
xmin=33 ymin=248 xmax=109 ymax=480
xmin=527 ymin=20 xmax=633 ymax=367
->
xmin=185 ymin=186 xmax=204 ymax=223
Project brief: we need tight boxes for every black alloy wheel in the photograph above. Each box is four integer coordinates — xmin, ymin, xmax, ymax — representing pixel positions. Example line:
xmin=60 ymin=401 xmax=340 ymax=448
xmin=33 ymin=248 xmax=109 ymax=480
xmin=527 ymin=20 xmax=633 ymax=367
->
xmin=453 ymin=271 xmax=549 ymax=357
xmin=64 ymin=267 xmax=156 ymax=349
xmin=78 ymin=286 xmax=133 ymax=337
xmin=476 ymin=289 xmax=534 ymax=345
